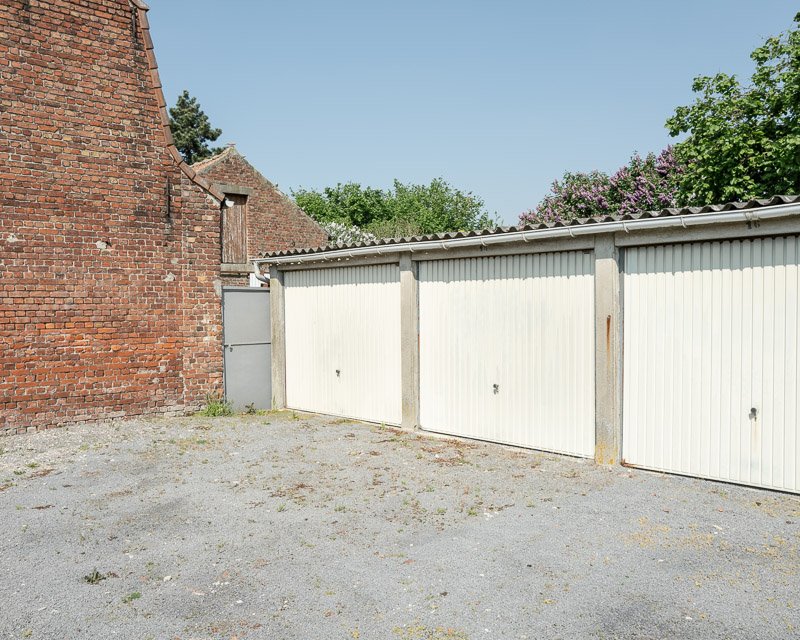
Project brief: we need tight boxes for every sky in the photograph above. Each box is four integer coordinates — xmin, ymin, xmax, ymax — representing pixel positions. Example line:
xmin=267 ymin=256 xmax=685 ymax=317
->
xmin=148 ymin=0 xmax=798 ymax=226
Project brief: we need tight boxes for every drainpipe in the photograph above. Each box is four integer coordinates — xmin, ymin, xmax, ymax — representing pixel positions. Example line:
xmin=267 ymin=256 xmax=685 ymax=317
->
xmin=252 ymin=262 xmax=270 ymax=284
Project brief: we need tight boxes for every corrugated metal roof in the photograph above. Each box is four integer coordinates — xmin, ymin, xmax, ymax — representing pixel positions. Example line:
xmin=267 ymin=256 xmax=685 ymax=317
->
xmin=260 ymin=195 xmax=800 ymax=259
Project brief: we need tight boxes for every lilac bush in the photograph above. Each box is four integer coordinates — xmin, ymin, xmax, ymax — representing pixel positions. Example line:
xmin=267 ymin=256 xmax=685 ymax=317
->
xmin=321 ymin=220 xmax=378 ymax=246
xmin=520 ymin=147 xmax=686 ymax=225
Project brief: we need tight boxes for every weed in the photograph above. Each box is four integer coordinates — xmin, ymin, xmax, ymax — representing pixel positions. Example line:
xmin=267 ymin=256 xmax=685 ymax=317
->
xmin=122 ymin=592 xmax=141 ymax=604
xmin=83 ymin=569 xmax=106 ymax=585
xmin=26 ymin=462 xmax=39 ymax=469
xmin=467 ymin=508 xmax=478 ymax=516
xmin=13 ymin=471 xmax=24 ymax=476
xmin=196 ymin=439 xmax=208 ymax=445
xmin=335 ymin=505 xmax=346 ymax=512
xmin=197 ymin=393 xmax=233 ymax=417
xmin=0 ymin=448 xmax=6 ymax=456
xmin=436 ymin=508 xmax=447 ymax=515
xmin=426 ymin=485 xmax=434 ymax=492
xmin=277 ymin=502 xmax=287 ymax=512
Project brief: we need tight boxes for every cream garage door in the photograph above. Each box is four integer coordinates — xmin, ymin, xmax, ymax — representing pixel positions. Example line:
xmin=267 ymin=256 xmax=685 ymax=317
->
xmin=623 ymin=237 xmax=800 ymax=492
xmin=419 ymin=252 xmax=596 ymax=457
xmin=284 ymin=264 xmax=401 ymax=425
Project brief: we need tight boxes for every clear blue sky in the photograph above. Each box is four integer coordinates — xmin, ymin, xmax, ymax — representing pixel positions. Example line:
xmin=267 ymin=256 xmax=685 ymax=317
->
xmin=148 ymin=1 xmax=797 ymax=226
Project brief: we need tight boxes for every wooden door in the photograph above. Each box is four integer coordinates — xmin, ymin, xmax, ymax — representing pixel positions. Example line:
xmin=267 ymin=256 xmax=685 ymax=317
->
xmin=222 ymin=194 xmax=248 ymax=263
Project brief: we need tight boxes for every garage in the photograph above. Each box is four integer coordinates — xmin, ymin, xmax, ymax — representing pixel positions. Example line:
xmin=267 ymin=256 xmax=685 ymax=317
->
xmin=283 ymin=264 xmax=402 ymax=425
xmin=622 ymin=237 xmax=800 ymax=493
xmin=418 ymin=252 xmax=596 ymax=457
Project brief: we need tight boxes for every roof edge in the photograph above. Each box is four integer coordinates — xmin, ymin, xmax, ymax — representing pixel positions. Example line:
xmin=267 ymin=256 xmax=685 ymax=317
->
xmin=255 ymin=196 xmax=800 ymax=264
xmin=193 ymin=147 xmax=328 ymax=238
xmin=130 ymin=1 xmax=224 ymax=203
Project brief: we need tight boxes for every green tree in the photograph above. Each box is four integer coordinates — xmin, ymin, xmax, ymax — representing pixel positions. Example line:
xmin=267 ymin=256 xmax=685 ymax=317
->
xmin=667 ymin=13 xmax=800 ymax=204
xmin=292 ymin=178 xmax=496 ymax=238
xmin=168 ymin=90 xmax=223 ymax=164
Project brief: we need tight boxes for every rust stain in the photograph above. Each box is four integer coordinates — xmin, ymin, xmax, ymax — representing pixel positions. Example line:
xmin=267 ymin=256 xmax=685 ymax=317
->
xmin=606 ymin=315 xmax=611 ymax=352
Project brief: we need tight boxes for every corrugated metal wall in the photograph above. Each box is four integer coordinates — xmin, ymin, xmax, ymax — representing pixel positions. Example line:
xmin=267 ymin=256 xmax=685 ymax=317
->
xmin=418 ymin=252 xmax=596 ymax=457
xmin=623 ymin=237 xmax=800 ymax=493
xmin=284 ymin=264 xmax=402 ymax=424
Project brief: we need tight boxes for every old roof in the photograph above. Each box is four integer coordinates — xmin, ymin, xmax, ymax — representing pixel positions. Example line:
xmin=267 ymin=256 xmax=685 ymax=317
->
xmin=259 ymin=195 xmax=800 ymax=260
xmin=130 ymin=1 xmax=224 ymax=202
xmin=191 ymin=145 xmax=238 ymax=173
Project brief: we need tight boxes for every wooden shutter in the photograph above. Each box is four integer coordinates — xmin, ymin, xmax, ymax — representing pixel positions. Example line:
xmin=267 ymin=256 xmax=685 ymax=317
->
xmin=222 ymin=194 xmax=248 ymax=263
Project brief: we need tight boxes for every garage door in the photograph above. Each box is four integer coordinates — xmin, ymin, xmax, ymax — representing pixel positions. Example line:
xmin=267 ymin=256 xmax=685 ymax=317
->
xmin=419 ymin=252 xmax=595 ymax=457
xmin=284 ymin=264 xmax=401 ymax=424
xmin=622 ymin=237 xmax=800 ymax=492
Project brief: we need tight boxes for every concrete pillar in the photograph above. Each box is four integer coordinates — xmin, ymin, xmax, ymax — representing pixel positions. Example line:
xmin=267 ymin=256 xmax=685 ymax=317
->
xmin=399 ymin=253 xmax=419 ymax=429
xmin=269 ymin=265 xmax=286 ymax=410
xmin=594 ymin=235 xmax=621 ymax=464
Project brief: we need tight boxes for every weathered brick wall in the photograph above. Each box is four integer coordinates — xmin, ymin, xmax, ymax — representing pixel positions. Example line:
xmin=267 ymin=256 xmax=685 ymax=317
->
xmin=0 ymin=0 xmax=223 ymax=435
xmin=194 ymin=148 xmax=329 ymax=261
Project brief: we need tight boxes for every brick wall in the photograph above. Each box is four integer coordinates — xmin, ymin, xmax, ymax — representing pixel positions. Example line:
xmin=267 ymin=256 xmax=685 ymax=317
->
xmin=0 ymin=0 xmax=223 ymax=435
xmin=194 ymin=147 xmax=328 ymax=286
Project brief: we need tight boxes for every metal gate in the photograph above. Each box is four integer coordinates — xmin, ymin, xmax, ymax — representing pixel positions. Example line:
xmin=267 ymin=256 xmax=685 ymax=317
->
xmin=418 ymin=252 xmax=596 ymax=456
xmin=622 ymin=237 xmax=800 ymax=492
xmin=283 ymin=264 xmax=402 ymax=424
xmin=222 ymin=287 xmax=271 ymax=412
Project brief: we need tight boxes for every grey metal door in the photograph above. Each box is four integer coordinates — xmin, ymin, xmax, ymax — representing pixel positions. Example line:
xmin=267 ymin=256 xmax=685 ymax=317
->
xmin=222 ymin=287 xmax=271 ymax=412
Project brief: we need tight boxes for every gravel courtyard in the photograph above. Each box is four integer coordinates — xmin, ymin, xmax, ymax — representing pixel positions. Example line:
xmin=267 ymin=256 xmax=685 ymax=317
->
xmin=1 ymin=412 xmax=798 ymax=639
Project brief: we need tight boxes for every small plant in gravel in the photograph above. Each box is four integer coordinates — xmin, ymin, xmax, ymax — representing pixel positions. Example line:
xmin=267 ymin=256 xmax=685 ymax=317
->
xmin=122 ymin=592 xmax=141 ymax=604
xmin=0 ymin=447 xmax=6 ymax=455
xmin=197 ymin=393 xmax=233 ymax=417
xmin=277 ymin=502 xmax=287 ymax=512
xmin=83 ymin=569 xmax=107 ymax=585
xmin=26 ymin=462 xmax=39 ymax=469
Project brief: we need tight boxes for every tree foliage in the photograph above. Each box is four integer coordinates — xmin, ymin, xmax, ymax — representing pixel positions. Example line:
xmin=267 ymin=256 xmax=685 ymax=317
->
xmin=667 ymin=12 xmax=800 ymax=204
xmin=293 ymin=178 xmax=496 ymax=238
xmin=520 ymin=148 xmax=684 ymax=225
xmin=318 ymin=220 xmax=378 ymax=246
xmin=168 ymin=90 xmax=223 ymax=165
xmin=522 ymin=13 xmax=800 ymax=224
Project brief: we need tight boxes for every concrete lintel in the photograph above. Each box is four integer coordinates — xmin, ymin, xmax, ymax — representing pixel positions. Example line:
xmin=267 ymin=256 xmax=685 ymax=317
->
xmin=399 ymin=252 xmax=420 ymax=430
xmin=269 ymin=266 xmax=287 ymax=411
xmin=214 ymin=183 xmax=256 ymax=196
xmin=614 ymin=216 xmax=800 ymax=247
xmin=409 ymin=237 xmax=595 ymax=261
xmin=220 ymin=263 xmax=254 ymax=274
xmin=272 ymin=255 xmax=400 ymax=272
xmin=594 ymin=235 xmax=621 ymax=465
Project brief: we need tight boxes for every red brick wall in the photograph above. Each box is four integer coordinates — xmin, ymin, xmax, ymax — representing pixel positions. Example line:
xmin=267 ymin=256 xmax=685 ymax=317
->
xmin=0 ymin=0 xmax=223 ymax=435
xmin=194 ymin=149 xmax=328 ymax=264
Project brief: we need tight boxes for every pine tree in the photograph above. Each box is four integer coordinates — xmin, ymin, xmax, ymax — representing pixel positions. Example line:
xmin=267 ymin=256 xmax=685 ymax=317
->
xmin=168 ymin=90 xmax=223 ymax=164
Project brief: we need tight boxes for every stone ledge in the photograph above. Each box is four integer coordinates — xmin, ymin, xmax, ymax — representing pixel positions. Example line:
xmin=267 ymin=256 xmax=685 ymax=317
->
xmin=220 ymin=263 xmax=253 ymax=274
xmin=213 ymin=183 xmax=255 ymax=196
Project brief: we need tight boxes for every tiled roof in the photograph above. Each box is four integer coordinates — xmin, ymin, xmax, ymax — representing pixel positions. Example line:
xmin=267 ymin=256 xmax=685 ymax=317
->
xmin=260 ymin=195 xmax=800 ymax=259
xmin=130 ymin=2 xmax=224 ymax=202
xmin=191 ymin=146 xmax=237 ymax=173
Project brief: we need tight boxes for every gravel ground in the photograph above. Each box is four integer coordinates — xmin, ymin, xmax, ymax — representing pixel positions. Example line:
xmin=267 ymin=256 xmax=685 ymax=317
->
xmin=0 ymin=412 xmax=799 ymax=640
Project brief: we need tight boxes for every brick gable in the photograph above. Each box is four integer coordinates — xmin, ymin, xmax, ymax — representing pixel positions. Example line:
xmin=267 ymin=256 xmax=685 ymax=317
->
xmin=1 ymin=0 xmax=224 ymax=434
